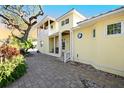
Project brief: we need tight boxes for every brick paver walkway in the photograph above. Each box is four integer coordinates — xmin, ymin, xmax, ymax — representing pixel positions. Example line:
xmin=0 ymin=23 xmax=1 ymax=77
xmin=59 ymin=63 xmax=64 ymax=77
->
xmin=7 ymin=53 xmax=124 ymax=88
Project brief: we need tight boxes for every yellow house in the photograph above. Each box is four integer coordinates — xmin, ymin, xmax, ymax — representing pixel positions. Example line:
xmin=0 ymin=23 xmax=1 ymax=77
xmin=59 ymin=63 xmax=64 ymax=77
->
xmin=37 ymin=7 xmax=124 ymax=77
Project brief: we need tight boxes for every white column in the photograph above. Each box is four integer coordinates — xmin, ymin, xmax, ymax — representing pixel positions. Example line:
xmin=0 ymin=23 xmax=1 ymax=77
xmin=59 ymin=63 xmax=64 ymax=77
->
xmin=54 ymin=36 xmax=56 ymax=54
xmin=48 ymin=20 xmax=51 ymax=31
xmin=43 ymin=24 xmax=44 ymax=30
xmin=70 ymin=29 xmax=74 ymax=61
xmin=59 ymin=32 xmax=62 ymax=57
xmin=37 ymin=27 xmax=39 ymax=38
xmin=36 ymin=27 xmax=39 ymax=49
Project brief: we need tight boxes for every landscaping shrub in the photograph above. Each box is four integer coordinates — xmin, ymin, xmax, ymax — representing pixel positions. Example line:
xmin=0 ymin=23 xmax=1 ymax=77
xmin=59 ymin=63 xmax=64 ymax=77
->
xmin=0 ymin=44 xmax=27 ymax=87
xmin=10 ymin=37 xmax=34 ymax=55
xmin=0 ymin=44 xmax=20 ymax=59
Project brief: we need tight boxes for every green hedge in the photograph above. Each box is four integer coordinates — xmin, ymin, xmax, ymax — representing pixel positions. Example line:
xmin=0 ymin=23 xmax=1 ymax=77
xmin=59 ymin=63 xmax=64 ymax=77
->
xmin=0 ymin=55 xmax=27 ymax=87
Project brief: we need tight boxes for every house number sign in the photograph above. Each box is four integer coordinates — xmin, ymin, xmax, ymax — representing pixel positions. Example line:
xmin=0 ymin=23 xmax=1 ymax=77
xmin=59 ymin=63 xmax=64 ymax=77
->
xmin=77 ymin=33 xmax=83 ymax=39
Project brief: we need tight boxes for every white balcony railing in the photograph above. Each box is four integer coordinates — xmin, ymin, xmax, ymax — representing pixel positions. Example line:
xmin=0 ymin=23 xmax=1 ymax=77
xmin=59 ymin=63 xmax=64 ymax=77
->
xmin=48 ymin=29 xmax=59 ymax=36
xmin=38 ymin=29 xmax=49 ymax=37
xmin=63 ymin=51 xmax=70 ymax=63
xmin=38 ymin=28 xmax=59 ymax=37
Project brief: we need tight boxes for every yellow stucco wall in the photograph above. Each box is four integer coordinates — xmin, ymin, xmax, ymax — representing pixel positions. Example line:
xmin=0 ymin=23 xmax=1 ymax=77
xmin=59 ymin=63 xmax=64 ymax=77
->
xmin=50 ymin=21 xmax=59 ymax=35
xmin=58 ymin=13 xmax=74 ymax=32
xmin=39 ymin=36 xmax=49 ymax=53
xmin=73 ymin=13 xmax=124 ymax=76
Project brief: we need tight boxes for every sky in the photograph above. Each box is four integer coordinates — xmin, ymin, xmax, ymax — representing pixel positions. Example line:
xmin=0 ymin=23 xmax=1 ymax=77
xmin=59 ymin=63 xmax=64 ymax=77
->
xmin=42 ymin=5 xmax=122 ymax=19
xmin=0 ymin=5 xmax=122 ymax=27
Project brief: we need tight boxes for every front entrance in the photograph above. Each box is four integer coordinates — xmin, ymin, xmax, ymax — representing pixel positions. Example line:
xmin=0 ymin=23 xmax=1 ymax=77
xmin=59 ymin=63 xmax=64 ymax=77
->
xmin=61 ymin=30 xmax=71 ymax=62
xmin=48 ymin=30 xmax=72 ymax=62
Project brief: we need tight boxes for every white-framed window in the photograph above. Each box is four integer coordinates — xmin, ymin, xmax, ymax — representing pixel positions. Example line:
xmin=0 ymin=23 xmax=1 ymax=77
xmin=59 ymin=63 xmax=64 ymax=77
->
xmin=107 ymin=22 xmax=122 ymax=35
xmin=61 ymin=18 xmax=69 ymax=26
xmin=61 ymin=21 xmax=64 ymax=26
xmin=51 ymin=25 xmax=53 ymax=29
xmin=65 ymin=18 xmax=69 ymax=24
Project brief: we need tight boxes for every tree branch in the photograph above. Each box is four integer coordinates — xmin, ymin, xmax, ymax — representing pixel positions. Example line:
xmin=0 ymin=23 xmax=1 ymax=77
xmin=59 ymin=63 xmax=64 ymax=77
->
xmin=3 ymin=6 xmax=20 ymax=16
xmin=0 ymin=14 xmax=24 ymax=31
xmin=3 ymin=6 xmax=30 ymax=25
xmin=0 ymin=5 xmax=44 ymax=41
xmin=31 ymin=21 xmax=37 ymax=26
xmin=29 ymin=6 xmax=44 ymax=23
xmin=21 ymin=16 xmax=30 ymax=25
xmin=11 ymin=30 xmax=22 ymax=40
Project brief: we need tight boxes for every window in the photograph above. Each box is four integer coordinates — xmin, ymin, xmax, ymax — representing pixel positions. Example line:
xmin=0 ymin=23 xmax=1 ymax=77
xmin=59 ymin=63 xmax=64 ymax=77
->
xmin=61 ymin=21 xmax=64 ymax=26
xmin=51 ymin=25 xmax=53 ymax=29
xmin=61 ymin=18 xmax=69 ymax=26
xmin=107 ymin=22 xmax=121 ymax=35
xmin=93 ymin=29 xmax=96 ymax=38
xmin=65 ymin=18 xmax=69 ymax=24
xmin=62 ymin=39 xmax=65 ymax=50
xmin=77 ymin=33 xmax=83 ymax=39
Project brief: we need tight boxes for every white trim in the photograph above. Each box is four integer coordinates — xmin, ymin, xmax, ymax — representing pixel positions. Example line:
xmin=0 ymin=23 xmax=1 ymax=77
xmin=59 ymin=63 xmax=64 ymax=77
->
xmin=78 ymin=7 xmax=124 ymax=26
xmin=121 ymin=22 xmax=124 ymax=34
xmin=71 ymin=7 xmax=124 ymax=31
xmin=54 ymin=36 xmax=56 ymax=53
xmin=73 ymin=10 xmax=86 ymax=19
xmin=70 ymin=29 xmax=74 ymax=61
xmin=105 ymin=21 xmax=124 ymax=37
xmin=70 ymin=30 xmax=72 ymax=60
xmin=57 ymin=9 xmax=74 ymax=21
xmin=48 ymin=19 xmax=51 ymax=31
xmin=45 ymin=52 xmax=60 ymax=57
xmin=59 ymin=32 xmax=62 ymax=57
xmin=57 ymin=9 xmax=86 ymax=21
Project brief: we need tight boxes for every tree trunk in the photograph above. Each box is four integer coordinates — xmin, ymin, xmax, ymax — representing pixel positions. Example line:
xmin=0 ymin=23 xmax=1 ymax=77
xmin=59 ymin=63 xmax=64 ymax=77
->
xmin=21 ymin=26 xmax=31 ymax=41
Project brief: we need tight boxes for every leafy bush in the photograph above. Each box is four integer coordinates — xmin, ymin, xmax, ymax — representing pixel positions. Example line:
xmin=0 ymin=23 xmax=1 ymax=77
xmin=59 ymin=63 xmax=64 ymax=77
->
xmin=0 ymin=55 xmax=27 ymax=87
xmin=20 ymin=39 xmax=34 ymax=54
xmin=11 ymin=37 xmax=34 ymax=55
xmin=0 ymin=44 xmax=20 ymax=59
xmin=0 ymin=44 xmax=27 ymax=87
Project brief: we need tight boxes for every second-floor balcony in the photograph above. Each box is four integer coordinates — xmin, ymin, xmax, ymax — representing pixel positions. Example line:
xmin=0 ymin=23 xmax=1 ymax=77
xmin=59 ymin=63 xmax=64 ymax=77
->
xmin=37 ymin=16 xmax=59 ymax=37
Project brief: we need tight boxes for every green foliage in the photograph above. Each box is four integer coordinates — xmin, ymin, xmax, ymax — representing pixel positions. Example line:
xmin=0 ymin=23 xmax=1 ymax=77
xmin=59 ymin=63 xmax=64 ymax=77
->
xmin=0 ymin=55 xmax=27 ymax=87
xmin=11 ymin=37 xmax=34 ymax=54
xmin=21 ymin=39 xmax=34 ymax=52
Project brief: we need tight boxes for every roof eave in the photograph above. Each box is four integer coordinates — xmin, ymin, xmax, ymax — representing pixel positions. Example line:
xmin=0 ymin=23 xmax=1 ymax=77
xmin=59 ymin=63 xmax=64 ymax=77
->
xmin=78 ymin=7 xmax=124 ymax=26
xmin=72 ymin=7 xmax=124 ymax=31
xmin=56 ymin=9 xmax=74 ymax=21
